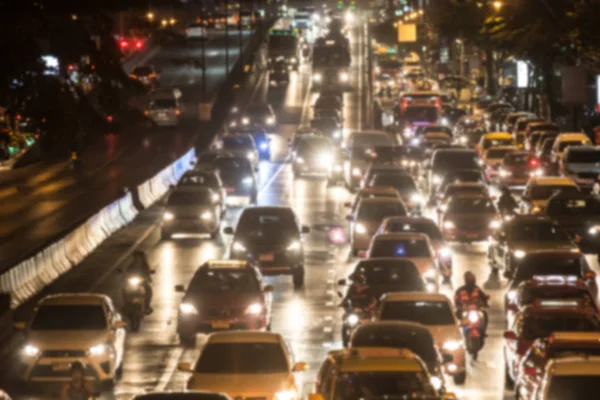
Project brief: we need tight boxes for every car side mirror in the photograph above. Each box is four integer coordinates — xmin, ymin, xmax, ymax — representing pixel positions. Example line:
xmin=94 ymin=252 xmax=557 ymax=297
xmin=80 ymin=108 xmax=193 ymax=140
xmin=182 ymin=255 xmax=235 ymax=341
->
xmin=442 ymin=353 xmax=454 ymax=363
xmin=301 ymin=225 xmax=310 ymax=234
xmin=13 ymin=321 xmax=26 ymax=330
xmin=264 ymin=284 xmax=274 ymax=292
xmin=113 ymin=320 xmax=127 ymax=329
xmin=338 ymin=279 xmax=347 ymax=285
xmin=178 ymin=362 xmax=193 ymax=372
xmin=346 ymin=215 xmax=353 ymax=222
xmin=175 ymin=284 xmax=185 ymax=292
xmin=223 ymin=227 xmax=234 ymax=235
xmin=293 ymin=361 xmax=308 ymax=372
xmin=585 ymin=271 xmax=596 ymax=280
xmin=503 ymin=331 xmax=517 ymax=341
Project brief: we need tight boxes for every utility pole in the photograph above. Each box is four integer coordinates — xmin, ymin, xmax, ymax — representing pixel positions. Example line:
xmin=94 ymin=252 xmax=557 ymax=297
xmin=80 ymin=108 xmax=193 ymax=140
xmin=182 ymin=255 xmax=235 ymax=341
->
xmin=225 ymin=0 xmax=230 ymax=74
xmin=238 ymin=2 xmax=243 ymax=63
xmin=201 ymin=6 xmax=207 ymax=99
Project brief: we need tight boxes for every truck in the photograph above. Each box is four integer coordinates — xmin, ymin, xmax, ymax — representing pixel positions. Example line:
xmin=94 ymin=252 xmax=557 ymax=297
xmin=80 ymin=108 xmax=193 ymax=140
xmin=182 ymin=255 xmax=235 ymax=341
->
xmin=311 ymin=34 xmax=351 ymax=89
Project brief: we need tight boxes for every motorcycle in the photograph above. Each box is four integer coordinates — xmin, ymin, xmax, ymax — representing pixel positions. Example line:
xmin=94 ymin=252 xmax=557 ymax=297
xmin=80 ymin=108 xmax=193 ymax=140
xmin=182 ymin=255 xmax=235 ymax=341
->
xmin=122 ymin=270 xmax=154 ymax=332
xmin=459 ymin=301 xmax=488 ymax=361
xmin=341 ymin=306 xmax=373 ymax=347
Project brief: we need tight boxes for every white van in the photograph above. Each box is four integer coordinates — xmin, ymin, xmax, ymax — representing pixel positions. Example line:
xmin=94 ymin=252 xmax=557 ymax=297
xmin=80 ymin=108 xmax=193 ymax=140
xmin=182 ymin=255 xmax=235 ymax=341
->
xmin=146 ymin=88 xmax=182 ymax=127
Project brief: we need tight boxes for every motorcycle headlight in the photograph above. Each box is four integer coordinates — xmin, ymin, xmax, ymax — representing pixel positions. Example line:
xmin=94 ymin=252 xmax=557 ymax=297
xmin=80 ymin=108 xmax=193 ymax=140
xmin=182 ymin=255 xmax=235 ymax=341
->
xmin=247 ymin=152 xmax=256 ymax=160
xmin=352 ymin=167 xmax=361 ymax=177
xmin=459 ymin=136 xmax=467 ymax=144
xmin=347 ymin=314 xmax=359 ymax=326
xmin=286 ymin=240 xmax=301 ymax=251
xmin=180 ymin=303 xmax=198 ymax=315
xmin=339 ymin=71 xmax=349 ymax=82
xmin=163 ymin=211 xmax=174 ymax=221
xmin=296 ymin=156 xmax=305 ymax=164
xmin=259 ymin=141 xmax=269 ymax=150
xmin=514 ymin=249 xmax=526 ymax=259
xmin=441 ymin=117 xmax=449 ymax=126
xmin=313 ymin=73 xmax=322 ymax=82
xmin=438 ymin=247 xmax=451 ymax=258
xmin=23 ymin=344 xmax=40 ymax=357
xmin=403 ymin=127 xmax=413 ymax=138
xmin=333 ymin=130 xmax=342 ymax=139
xmin=430 ymin=376 xmax=442 ymax=391
xmin=242 ymin=176 xmax=253 ymax=186
xmin=432 ymin=174 xmax=442 ymax=184
xmin=423 ymin=268 xmax=436 ymax=280
xmin=89 ymin=343 xmax=107 ymax=356
xmin=442 ymin=340 xmax=463 ymax=351
xmin=318 ymin=153 xmax=333 ymax=166
xmin=128 ymin=276 xmax=142 ymax=287
xmin=410 ymin=193 xmax=423 ymax=204
xmin=275 ymin=389 xmax=297 ymax=400
xmin=410 ymin=137 xmax=420 ymax=146
xmin=467 ymin=310 xmax=479 ymax=324
xmin=355 ymin=223 xmax=367 ymax=234
xmin=200 ymin=211 xmax=213 ymax=221
xmin=506 ymin=290 xmax=517 ymax=302
xmin=443 ymin=221 xmax=455 ymax=230
xmin=589 ymin=226 xmax=600 ymax=236
xmin=489 ymin=219 xmax=501 ymax=229
xmin=245 ymin=303 xmax=263 ymax=315
xmin=233 ymin=241 xmax=247 ymax=252
xmin=266 ymin=116 xmax=275 ymax=125
xmin=242 ymin=117 xmax=250 ymax=125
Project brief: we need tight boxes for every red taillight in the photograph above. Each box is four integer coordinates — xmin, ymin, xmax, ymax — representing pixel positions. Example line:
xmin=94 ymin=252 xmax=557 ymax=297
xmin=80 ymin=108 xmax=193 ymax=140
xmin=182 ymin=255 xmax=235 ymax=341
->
xmin=106 ymin=115 xmax=113 ymax=122
xmin=144 ymin=110 xmax=149 ymax=116
xmin=529 ymin=158 xmax=539 ymax=168
xmin=175 ymin=109 xmax=181 ymax=116
xmin=401 ymin=98 xmax=409 ymax=111
xmin=119 ymin=39 xmax=128 ymax=48
xmin=135 ymin=40 xmax=143 ymax=49
xmin=434 ymin=98 xmax=441 ymax=109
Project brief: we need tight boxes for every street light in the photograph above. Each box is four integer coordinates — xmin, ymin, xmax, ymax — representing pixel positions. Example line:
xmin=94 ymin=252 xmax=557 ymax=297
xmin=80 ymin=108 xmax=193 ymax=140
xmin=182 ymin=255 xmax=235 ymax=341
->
xmin=492 ymin=1 xmax=503 ymax=10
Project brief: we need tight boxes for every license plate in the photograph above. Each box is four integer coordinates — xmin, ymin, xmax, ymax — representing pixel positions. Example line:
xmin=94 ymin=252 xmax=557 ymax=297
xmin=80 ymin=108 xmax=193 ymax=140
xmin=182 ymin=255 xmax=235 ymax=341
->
xmin=212 ymin=320 xmax=230 ymax=329
xmin=259 ymin=253 xmax=274 ymax=261
xmin=225 ymin=187 xmax=235 ymax=193
xmin=52 ymin=363 xmax=71 ymax=372
xmin=159 ymin=112 xmax=167 ymax=119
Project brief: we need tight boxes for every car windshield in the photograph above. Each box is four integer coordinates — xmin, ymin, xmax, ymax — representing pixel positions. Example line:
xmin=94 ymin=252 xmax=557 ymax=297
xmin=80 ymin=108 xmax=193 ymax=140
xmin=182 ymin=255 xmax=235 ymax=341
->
xmin=386 ymin=222 xmax=443 ymax=240
xmin=222 ymin=137 xmax=253 ymax=150
xmin=236 ymin=211 xmax=298 ymax=237
xmin=149 ymin=99 xmax=176 ymax=109
xmin=566 ymin=150 xmax=600 ymax=163
xmin=530 ymin=185 xmax=579 ymax=200
xmin=355 ymin=262 xmax=425 ymax=290
xmin=381 ymin=301 xmax=455 ymax=325
xmin=246 ymin=104 xmax=270 ymax=115
xmin=31 ymin=305 xmax=107 ymax=330
xmin=432 ymin=152 xmax=479 ymax=170
xmin=189 ymin=269 xmax=259 ymax=293
xmin=423 ymin=126 xmax=452 ymax=136
xmin=179 ymin=174 xmax=218 ymax=187
xmin=444 ymin=186 xmax=486 ymax=199
xmin=296 ymin=138 xmax=331 ymax=154
xmin=352 ymin=332 xmax=437 ymax=363
xmin=357 ymin=202 xmax=407 ymax=220
xmin=447 ymin=197 xmax=495 ymax=213
xmin=483 ymin=138 xmax=513 ymax=149
xmin=133 ymin=66 xmax=152 ymax=75
xmin=370 ymin=174 xmax=417 ymax=194
xmin=487 ymin=148 xmax=515 ymax=159
xmin=195 ymin=343 xmax=288 ymax=373
xmin=559 ymin=140 xmax=587 ymax=152
xmin=515 ymin=257 xmax=587 ymax=283
xmin=404 ymin=107 xmax=438 ymax=122
xmin=546 ymin=198 xmax=600 ymax=217
xmin=509 ymin=222 xmax=570 ymax=241
xmin=168 ymin=190 xmax=213 ymax=205
xmin=523 ymin=316 xmax=600 ymax=341
xmin=333 ymin=372 xmax=434 ymax=400
xmin=214 ymin=158 xmax=252 ymax=174
xmin=352 ymin=134 xmax=393 ymax=148
xmin=547 ymin=376 xmax=600 ymax=400
xmin=504 ymin=153 xmax=531 ymax=166
xmin=371 ymin=238 xmax=431 ymax=258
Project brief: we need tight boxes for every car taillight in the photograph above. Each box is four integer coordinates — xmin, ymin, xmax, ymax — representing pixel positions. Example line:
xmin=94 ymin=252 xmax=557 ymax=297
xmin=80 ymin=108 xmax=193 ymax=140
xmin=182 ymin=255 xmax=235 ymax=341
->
xmin=106 ymin=115 xmax=113 ymax=122
xmin=144 ymin=110 xmax=149 ymax=116
xmin=135 ymin=40 xmax=143 ymax=49
xmin=529 ymin=158 xmax=539 ymax=168
xmin=401 ymin=98 xmax=409 ymax=111
xmin=433 ymin=98 xmax=441 ymax=109
xmin=175 ymin=109 xmax=181 ymax=116
xmin=119 ymin=39 xmax=128 ymax=48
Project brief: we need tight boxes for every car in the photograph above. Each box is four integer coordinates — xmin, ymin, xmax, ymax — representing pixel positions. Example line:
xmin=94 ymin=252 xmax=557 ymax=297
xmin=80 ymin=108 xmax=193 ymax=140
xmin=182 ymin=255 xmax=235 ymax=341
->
xmin=488 ymin=215 xmax=578 ymax=276
xmin=435 ymin=182 xmax=488 ymax=216
xmin=545 ymin=192 xmax=600 ymax=254
xmin=213 ymin=156 xmax=257 ymax=206
xmin=344 ymin=187 xmax=402 ymax=214
xmin=178 ymin=332 xmax=307 ymax=396
xmin=482 ymin=145 xmax=519 ymax=181
xmin=291 ymin=135 xmax=334 ymax=178
xmin=338 ymin=258 xmax=428 ymax=297
xmin=288 ymin=128 xmax=323 ymax=152
xmin=520 ymin=176 xmax=579 ymax=214
xmin=503 ymin=111 xmax=536 ymax=132
xmin=311 ymin=116 xmax=343 ymax=142
xmin=161 ymin=186 xmax=222 ymax=240
xmin=343 ymin=131 xmax=395 ymax=189
xmin=312 ymin=347 xmax=448 ymax=400
xmin=427 ymin=149 xmax=480 ymax=194
xmin=178 ymin=169 xmax=227 ymax=211
xmin=17 ymin=293 xmax=126 ymax=385
xmin=523 ymin=122 xmax=559 ymax=150
xmin=535 ymin=131 xmax=560 ymax=154
xmin=314 ymin=93 xmax=343 ymax=110
xmin=483 ymin=103 xmax=513 ymax=130
xmin=131 ymin=392 xmax=232 ymax=400
xmin=505 ymin=276 xmax=596 ymax=328
xmin=477 ymin=132 xmax=516 ymax=156
xmin=513 ymin=117 xmax=543 ymax=141
xmin=497 ymin=151 xmax=543 ymax=188
xmin=349 ymin=322 xmax=449 ymax=392
xmin=365 ymin=232 xmax=441 ymax=291
xmin=503 ymin=301 xmax=600 ymax=388
xmin=537 ymin=137 xmax=558 ymax=174
xmin=550 ymin=133 xmax=592 ymax=165
xmin=504 ymin=251 xmax=598 ymax=307
xmin=375 ymin=292 xmax=467 ymax=384
xmin=440 ymin=193 xmax=501 ymax=243
xmin=235 ymin=103 xmax=276 ymax=132
xmin=533 ymin=356 xmax=600 ymax=399
xmin=347 ymin=197 xmax=407 ymax=256
xmin=420 ymin=125 xmax=453 ymax=138
xmin=400 ymin=105 xmax=441 ymax=137
xmin=378 ymin=216 xmax=452 ymax=277
xmin=328 ymin=147 xmax=346 ymax=184
xmin=230 ymin=129 xmax=271 ymax=160
xmin=559 ymin=146 xmax=600 ymax=191
xmin=146 ymin=88 xmax=182 ymax=127
xmin=360 ymin=163 xmax=408 ymax=189
xmin=175 ymin=260 xmax=273 ymax=344
xmin=269 ymin=59 xmax=290 ymax=87
xmin=435 ymin=169 xmax=486 ymax=200
xmin=366 ymin=172 xmax=423 ymax=212
xmin=185 ymin=22 xmax=208 ymax=39
xmin=129 ymin=65 xmax=159 ymax=86
xmin=224 ymin=206 xmax=309 ymax=288
xmin=216 ymin=134 xmax=259 ymax=170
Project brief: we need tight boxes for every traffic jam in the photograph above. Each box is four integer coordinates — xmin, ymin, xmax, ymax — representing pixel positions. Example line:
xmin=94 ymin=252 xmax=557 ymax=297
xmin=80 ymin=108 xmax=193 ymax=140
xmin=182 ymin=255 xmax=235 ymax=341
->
xmin=4 ymin=5 xmax=600 ymax=400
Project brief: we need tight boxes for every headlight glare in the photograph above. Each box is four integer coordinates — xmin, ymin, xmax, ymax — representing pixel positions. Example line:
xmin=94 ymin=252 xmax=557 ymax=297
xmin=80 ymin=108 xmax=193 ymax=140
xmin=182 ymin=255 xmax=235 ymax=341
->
xmin=355 ymin=223 xmax=367 ymax=234
xmin=233 ymin=241 xmax=247 ymax=252
xmin=163 ymin=211 xmax=174 ymax=221
xmin=275 ymin=389 xmax=297 ymax=400
xmin=242 ymin=176 xmax=253 ymax=186
xmin=89 ymin=343 xmax=106 ymax=356
xmin=242 ymin=117 xmax=250 ymax=125
xmin=442 ymin=340 xmax=463 ymax=351
xmin=128 ymin=276 xmax=142 ymax=287
xmin=489 ymin=219 xmax=501 ymax=229
xmin=347 ymin=314 xmax=359 ymax=326
xmin=200 ymin=211 xmax=213 ymax=221
xmin=24 ymin=344 xmax=40 ymax=357
xmin=246 ymin=303 xmax=263 ymax=314
xmin=443 ymin=221 xmax=455 ymax=229
xmin=286 ymin=240 xmax=301 ymax=251
xmin=514 ymin=249 xmax=526 ymax=259
xmin=180 ymin=303 xmax=198 ymax=315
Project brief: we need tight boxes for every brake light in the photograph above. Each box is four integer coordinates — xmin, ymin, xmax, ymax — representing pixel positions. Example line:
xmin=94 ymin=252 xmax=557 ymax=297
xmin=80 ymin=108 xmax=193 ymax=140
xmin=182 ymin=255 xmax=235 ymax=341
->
xmin=144 ymin=110 xmax=149 ymax=116
xmin=433 ymin=97 xmax=441 ymax=109
xmin=175 ymin=109 xmax=181 ymax=116
xmin=106 ymin=115 xmax=113 ymax=122
xmin=401 ymin=98 xmax=409 ymax=111
xmin=119 ymin=39 xmax=128 ymax=48
xmin=135 ymin=40 xmax=143 ymax=49
xmin=529 ymin=158 xmax=539 ymax=168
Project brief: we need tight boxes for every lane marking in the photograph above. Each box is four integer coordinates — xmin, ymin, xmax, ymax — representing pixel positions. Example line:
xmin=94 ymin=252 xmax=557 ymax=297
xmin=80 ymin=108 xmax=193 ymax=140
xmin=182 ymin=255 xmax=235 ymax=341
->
xmin=154 ymin=347 xmax=184 ymax=391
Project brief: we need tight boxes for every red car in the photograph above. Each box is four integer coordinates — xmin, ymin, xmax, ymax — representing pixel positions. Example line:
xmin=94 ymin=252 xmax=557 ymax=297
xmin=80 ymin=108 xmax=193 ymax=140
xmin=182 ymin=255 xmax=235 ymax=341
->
xmin=503 ymin=301 xmax=600 ymax=388
xmin=440 ymin=193 xmax=501 ymax=242
xmin=515 ymin=331 xmax=600 ymax=399
xmin=496 ymin=151 xmax=543 ymax=187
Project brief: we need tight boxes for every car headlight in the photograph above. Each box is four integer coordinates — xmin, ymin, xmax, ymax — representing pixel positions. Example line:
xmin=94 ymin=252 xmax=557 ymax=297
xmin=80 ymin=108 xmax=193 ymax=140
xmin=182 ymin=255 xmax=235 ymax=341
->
xmin=89 ymin=343 xmax=106 ymax=356
xmin=506 ymin=290 xmax=517 ymax=301
xmin=242 ymin=176 xmax=253 ymax=186
xmin=200 ymin=211 xmax=213 ymax=221
xmin=438 ymin=247 xmax=451 ymax=258
xmin=163 ymin=211 xmax=174 ymax=221
xmin=275 ymin=389 xmax=297 ymax=400
xmin=402 ymin=160 xmax=409 ymax=167
xmin=290 ymin=57 xmax=297 ymax=63
xmin=589 ymin=226 xmax=600 ymax=236
xmin=259 ymin=141 xmax=269 ymax=150
xmin=410 ymin=193 xmax=423 ymax=204
xmin=295 ymin=157 xmax=305 ymax=164
xmin=313 ymin=73 xmax=322 ymax=82
xmin=353 ymin=223 xmax=367 ymax=235
xmin=266 ymin=116 xmax=275 ymax=125
xmin=286 ymin=240 xmax=301 ymax=251
xmin=352 ymin=167 xmax=361 ymax=177
xmin=318 ymin=153 xmax=333 ymax=166
xmin=442 ymin=340 xmax=463 ymax=351
xmin=410 ymin=137 xmax=420 ymax=146
xmin=533 ymin=168 xmax=544 ymax=177
xmin=233 ymin=241 xmax=247 ymax=252
xmin=459 ymin=135 xmax=467 ymax=144
xmin=230 ymin=121 xmax=237 ymax=127
xmin=180 ymin=303 xmax=199 ymax=315
xmin=514 ymin=249 xmax=526 ymax=259
xmin=339 ymin=71 xmax=349 ymax=82
xmin=23 ymin=344 xmax=40 ymax=357
xmin=443 ymin=221 xmax=455 ymax=230
xmin=440 ymin=117 xmax=449 ymax=126
xmin=346 ymin=314 xmax=359 ymax=326
xmin=423 ymin=269 xmax=436 ymax=280
xmin=128 ymin=276 xmax=142 ymax=287
xmin=211 ymin=193 xmax=221 ymax=203
xmin=432 ymin=174 xmax=442 ymax=184
xmin=489 ymin=219 xmax=501 ymax=229
xmin=245 ymin=303 xmax=263 ymax=315
xmin=430 ymin=376 xmax=442 ymax=391
xmin=242 ymin=117 xmax=250 ymax=125
xmin=247 ymin=152 xmax=256 ymax=160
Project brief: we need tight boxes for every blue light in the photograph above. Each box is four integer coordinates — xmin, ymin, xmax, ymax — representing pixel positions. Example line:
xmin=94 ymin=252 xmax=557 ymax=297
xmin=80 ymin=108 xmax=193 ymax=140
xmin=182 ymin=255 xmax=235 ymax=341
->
xmin=259 ymin=142 xmax=269 ymax=150
xmin=395 ymin=245 xmax=406 ymax=256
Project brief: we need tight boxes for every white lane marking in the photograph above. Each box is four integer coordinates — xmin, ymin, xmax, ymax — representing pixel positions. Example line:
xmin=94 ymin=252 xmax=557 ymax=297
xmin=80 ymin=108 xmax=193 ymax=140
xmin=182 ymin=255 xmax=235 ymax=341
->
xmin=325 ymin=301 xmax=334 ymax=307
xmin=323 ymin=327 xmax=333 ymax=333
xmin=154 ymin=346 xmax=184 ymax=391
xmin=258 ymin=163 xmax=286 ymax=196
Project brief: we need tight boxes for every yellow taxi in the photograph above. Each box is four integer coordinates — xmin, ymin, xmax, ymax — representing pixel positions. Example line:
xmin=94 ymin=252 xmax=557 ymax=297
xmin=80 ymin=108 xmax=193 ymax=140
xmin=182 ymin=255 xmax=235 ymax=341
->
xmin=310 ymin=347 xmax=456 ymax=400
xmin=477 ymin=132 xmax=516 ymax=156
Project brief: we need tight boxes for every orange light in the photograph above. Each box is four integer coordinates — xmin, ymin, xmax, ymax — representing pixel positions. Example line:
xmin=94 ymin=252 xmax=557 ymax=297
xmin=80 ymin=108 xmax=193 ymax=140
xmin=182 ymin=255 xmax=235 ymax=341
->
xmin=175 ymin=109 xmax=181 ymax=116
xmin=148 ymin=73 xmax=157 ymax=78
xmin=134 ymin=40 xmax=143 ymax=49
xmin=129 ymin=74 xmax=136 ymax=78
xmin=106 ymin=115 xmax=113 ymax=122
xmin=144 ymin=110 xmax=149 ymax=116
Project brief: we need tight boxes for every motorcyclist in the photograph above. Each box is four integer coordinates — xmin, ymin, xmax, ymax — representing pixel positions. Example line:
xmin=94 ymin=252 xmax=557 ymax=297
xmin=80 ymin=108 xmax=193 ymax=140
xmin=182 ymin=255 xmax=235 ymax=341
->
xmin=125 ymin=250 xmax=153 ymax=312
xmin=497 ymin=186 xmax=519 ymax=216
xmin=341 ymin=272 xmax=377 ymax=312
xmin=454 ymin=272 xmax=489 ymax=332
xmin=59 ymin=361 xmax=94 ymax=400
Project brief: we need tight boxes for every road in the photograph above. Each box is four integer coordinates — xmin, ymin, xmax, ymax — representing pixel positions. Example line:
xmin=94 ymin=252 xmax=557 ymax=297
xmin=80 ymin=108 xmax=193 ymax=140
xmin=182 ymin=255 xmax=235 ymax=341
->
xmin=2 ymin=18 xmax=600 ymax=400
xmin=0 ymin=28 xmax=254 ymax=272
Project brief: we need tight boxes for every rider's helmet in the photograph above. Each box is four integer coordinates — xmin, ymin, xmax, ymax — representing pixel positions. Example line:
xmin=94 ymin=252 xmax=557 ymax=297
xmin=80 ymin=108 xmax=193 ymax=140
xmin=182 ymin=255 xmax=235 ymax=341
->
xmin=464 ymin=271 xmax=476 ymax=287
xmin=351 ymin=271 xmax=368 ymax=285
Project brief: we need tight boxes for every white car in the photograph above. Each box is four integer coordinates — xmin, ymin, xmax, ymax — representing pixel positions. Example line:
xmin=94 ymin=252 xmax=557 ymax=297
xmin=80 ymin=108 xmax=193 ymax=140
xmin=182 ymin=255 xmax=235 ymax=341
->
xmin=17 ymin=293 xmax=126 ymax=384
xmin=534 ymin=356 xmax=600 ymax=399
xmin=375 ymin=292 xmax=467 ymax=384
xmin=179 ymin=331 xmax=307 ymax=399
xmin=186 ymin=23 xmax=208 ymax=39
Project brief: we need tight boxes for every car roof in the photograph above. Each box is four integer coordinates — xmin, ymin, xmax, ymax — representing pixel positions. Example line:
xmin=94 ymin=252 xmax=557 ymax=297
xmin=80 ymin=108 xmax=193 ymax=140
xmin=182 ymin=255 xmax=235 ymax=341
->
xmin=486 ymin=145 xmax=519 ymax=152
xmin=353 ymin=321 xmax=432 ymax=337
xmin=328 ymin=347 xmax=424 ymax=373
xmin=203 ymin=260 xmax=252 ymax=270
xmin=382 ymin=216 xmax=436 ymax=225
xmin=132 ymin=392 xmax=230 ymax=400
xmin=40 ymin=293 xmax=109 ymax=306
xmin=529 ymin=176 xmax=577 ymax=186
xmin=357 ymin=187 xmax=399 ymax=195
xmin=373 ymin=232 xmax=429 ymax=241
xmin=382 ymin=291 xmax=451 ymax=303
xmin=446 ymin=182 xmax=487 ymax=189
xmin=565 ymin=145 xmax=600 ymax=153
xmin=548 ymin=332 xmax=600 ymax=344
xmin=527 ymin=121 xmax=556 ymax=127
xmin=206 ymin=331 xmax=283 ymax=344
xmin=547 ymin=356 xmax=600 ymax=376
xmin=483 ymin=132 xmax=512 ymax=138
xmin=241 ymin=205 xmax=294 ymax=213
xmin=556 ymin=133 xmax=590 ymax=140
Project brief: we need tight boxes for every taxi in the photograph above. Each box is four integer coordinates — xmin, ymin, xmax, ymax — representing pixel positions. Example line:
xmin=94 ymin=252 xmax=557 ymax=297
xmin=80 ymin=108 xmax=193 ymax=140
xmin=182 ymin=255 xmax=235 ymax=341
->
xmin=520 ymin=176 xmax=579 ymax=214
xmin=504 ymin=275 xmax=596 ymax=328
xmin=481 ymin=145 xmax=519 ymax=181
xmin=476 ymin=132 xmax=516 ymax=156
xmin=311 ymin=347 xmax=455 ymax=400
xmin=550 ymin=132 xmax=592 ymax=165
xmin=16 ymin=293 xmax=126 ymax=385
xmin=440 ymin=193 xmax=501 ymax=243
xmin=375 ymin=292 xmax=467 ymax=384
xmin=533 ymin=356 xmax=600 ymax=399
xmin=344 ymin=187 xmax=402 ymax=214
xmin=515 ymin=332 xmax=600 ymax=399
xmin=502 ymin=300 xmax=600 ymax=388
xmin=175 ymin=260 xmax=274 ymax=345
xmin=178 ymin=332 xmax=307 ymax=398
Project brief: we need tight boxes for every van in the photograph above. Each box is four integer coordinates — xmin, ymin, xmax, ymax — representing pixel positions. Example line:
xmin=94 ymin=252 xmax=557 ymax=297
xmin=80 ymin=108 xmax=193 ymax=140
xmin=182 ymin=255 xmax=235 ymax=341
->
xmin=146 ymin=88 xmax=183 ymax=127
